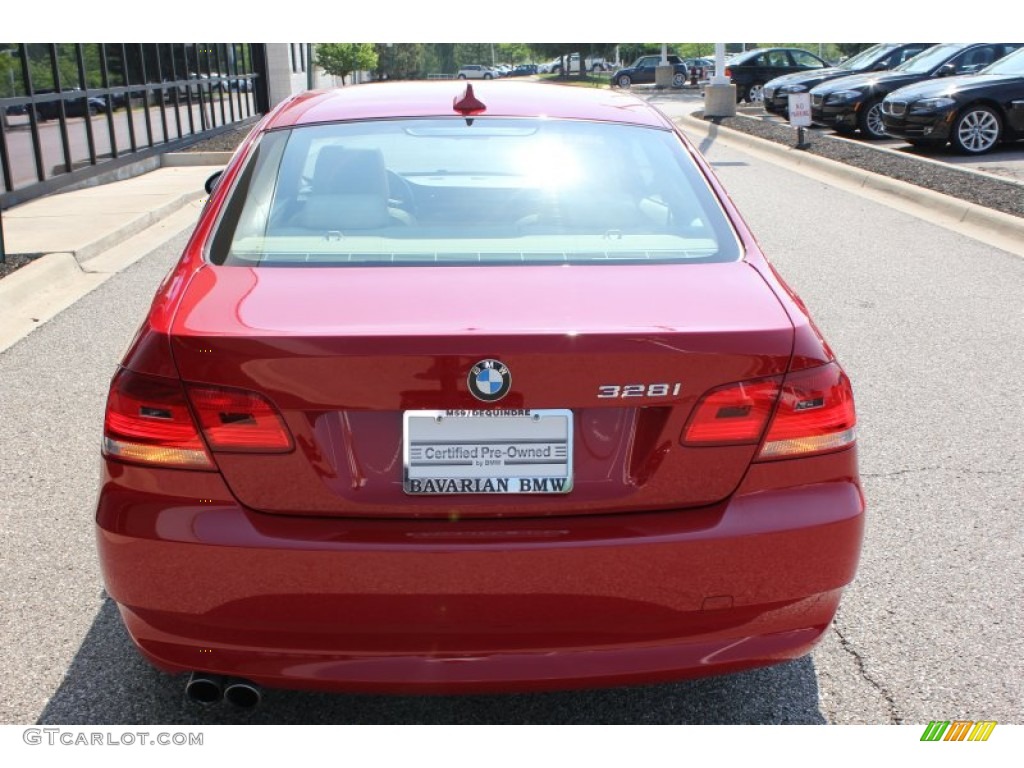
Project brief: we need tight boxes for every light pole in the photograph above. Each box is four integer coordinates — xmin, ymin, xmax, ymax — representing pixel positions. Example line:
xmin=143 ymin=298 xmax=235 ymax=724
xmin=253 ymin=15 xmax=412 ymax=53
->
xmin=654 ymin=42 xmax=672 ymax=89
xmin=704 ymin=42 xmax=737 ymax=118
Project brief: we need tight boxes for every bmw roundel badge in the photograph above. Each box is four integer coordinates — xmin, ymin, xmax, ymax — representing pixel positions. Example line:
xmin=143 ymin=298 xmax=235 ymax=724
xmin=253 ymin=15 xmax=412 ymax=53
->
xmin=468 ymin=359 xmax=512 ymax=402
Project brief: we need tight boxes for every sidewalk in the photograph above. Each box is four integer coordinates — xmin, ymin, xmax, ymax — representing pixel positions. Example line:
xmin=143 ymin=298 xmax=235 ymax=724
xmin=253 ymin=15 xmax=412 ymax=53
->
xmin=0 ymin=156 xmax=229 ymax=353
xmin=3 ymin=163 xmax=222 ymax=260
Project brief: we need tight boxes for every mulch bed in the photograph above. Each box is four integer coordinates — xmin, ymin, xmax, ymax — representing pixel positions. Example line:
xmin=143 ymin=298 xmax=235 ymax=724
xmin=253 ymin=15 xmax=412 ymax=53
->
xmin=0 ymin=254 xmax=36 ymax=280
xmin=699 ymin=112 xmax=1024 ymax=219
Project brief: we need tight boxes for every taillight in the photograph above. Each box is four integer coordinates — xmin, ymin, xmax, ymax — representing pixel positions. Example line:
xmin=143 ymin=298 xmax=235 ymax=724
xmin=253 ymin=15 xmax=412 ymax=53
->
xmin=186 ymin=384 xmax=293 ymax=452
xmin=758 ymin=362 xmax=856 ymax=460
xmin=103 ymin=370 xmax=294 ymax=469
xmin=682 ymin=362 xmax=856 ymax=459
xmin=103 ymin=369 xmax=214 ymax=469
xmin=682 ymin=378 xmax=781 ymax=444
xmin=724 ymin=67 xmax=732 ymax=78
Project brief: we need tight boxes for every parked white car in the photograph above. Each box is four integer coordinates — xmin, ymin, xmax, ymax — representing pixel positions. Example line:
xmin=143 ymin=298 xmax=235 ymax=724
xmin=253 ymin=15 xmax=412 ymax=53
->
xmin=457 ymin=65 xmax=496 ymax=80
xmin=543 ymin=54 xmax=612 ymax=74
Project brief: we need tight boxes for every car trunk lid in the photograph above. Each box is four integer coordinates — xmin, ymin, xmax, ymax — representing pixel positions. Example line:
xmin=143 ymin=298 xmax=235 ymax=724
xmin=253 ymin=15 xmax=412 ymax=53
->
xmin=170 ymin=263 xmax=794 ymax=518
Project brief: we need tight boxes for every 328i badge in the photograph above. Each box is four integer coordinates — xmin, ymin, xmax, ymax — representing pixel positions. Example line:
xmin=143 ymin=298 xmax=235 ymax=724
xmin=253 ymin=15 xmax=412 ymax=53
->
xmin=95 ymin=81 xmax=864 ymax=704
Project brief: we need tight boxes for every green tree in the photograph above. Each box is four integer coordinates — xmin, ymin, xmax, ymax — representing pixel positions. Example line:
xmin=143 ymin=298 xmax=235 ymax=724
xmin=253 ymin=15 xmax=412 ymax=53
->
xmin=428 ymin=43 xmax=457 ymax=75
xmin=533 ymin=43 xmax=616 ymax=77
xmin=835 ymin=43 xmax=873 ymax=59
xmin=373 ymin=44 xmax=424 ymax=80
xmin=454 ymin=43 xmax=492 ymax=68
xmin=496 ymin=43 xmax=531 ymax=65
xmin=1 ymin=44 xmax=21 ymax=98
xmin=315 ymin=43 xmax=377 ymax=84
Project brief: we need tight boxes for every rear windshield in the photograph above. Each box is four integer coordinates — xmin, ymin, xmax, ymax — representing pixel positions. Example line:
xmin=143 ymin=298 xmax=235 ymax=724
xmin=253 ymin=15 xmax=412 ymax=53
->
xmin=208 ymin=117 xmax=741 ymax=267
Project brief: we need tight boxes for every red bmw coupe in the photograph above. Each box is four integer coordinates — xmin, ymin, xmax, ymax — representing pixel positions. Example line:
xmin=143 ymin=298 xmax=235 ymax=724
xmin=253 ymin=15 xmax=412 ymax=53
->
xmin=95 ymin=81 xmax=864 ymax=706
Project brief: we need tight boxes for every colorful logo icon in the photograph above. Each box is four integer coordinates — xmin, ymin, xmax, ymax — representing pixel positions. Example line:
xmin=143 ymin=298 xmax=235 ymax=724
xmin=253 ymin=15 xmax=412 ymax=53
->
xmin=921 ymin=721 xmax=997 ymax=742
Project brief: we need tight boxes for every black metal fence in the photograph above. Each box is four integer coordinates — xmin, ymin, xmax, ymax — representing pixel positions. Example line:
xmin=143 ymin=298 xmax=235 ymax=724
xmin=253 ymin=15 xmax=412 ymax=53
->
xmin=0 ymin=43 xmax=268 ymax=215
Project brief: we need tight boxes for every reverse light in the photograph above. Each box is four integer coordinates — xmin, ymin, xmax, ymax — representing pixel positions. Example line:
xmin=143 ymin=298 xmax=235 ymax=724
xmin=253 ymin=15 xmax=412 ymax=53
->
xmin=103 ymin=369 xmax=214 ymax=469
xmin=682 ymin=362 xmax=856 ymax=459
xmin=758 ymin=363 xmax=856 ymax=459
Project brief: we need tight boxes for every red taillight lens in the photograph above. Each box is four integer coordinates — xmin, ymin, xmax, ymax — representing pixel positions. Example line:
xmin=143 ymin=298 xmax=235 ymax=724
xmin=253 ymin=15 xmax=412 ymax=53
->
xmin=186 ymin=384 xmax=293 ymax=452
xmin=103 ymin=369 xmax=214 ymax=469
xmin=682 ymin=377 xmax=781 ymax=445
xmin=724 ymin=67 xmax=732 ymax=78
xmin=758 ymin=362 xmax=856 ymax=460
xmin=682 ymin=362 xmax=857 ymax=459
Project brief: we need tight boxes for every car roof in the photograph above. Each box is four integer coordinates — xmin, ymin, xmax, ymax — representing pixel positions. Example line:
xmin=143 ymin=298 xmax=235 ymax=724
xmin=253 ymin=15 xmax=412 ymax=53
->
xmin=735 ymin=47 xmax=814 ymax=60
xmin=263 ymin=81 xmax=674 ymax=130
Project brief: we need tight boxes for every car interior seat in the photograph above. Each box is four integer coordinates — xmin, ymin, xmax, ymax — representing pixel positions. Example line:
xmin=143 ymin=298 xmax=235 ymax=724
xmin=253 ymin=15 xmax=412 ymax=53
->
xmin=292 ymin=146 xmax=415 ymax=232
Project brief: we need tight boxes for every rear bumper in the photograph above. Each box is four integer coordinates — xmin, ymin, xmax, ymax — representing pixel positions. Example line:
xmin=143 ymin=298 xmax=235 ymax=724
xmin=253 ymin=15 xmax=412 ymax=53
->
xmin=96 ymin=449 xmax=865 ymax=693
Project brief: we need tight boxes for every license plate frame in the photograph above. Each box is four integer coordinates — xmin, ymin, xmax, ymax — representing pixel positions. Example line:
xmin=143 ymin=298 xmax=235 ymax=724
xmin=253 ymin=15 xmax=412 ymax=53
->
xmin=403 ymin=409 xmax=573 ymax=495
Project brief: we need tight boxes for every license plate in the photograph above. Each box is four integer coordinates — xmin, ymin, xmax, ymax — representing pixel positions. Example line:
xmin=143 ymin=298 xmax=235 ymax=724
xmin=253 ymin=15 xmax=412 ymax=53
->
xmin=403 ymin=409 xmax=573 ymax=495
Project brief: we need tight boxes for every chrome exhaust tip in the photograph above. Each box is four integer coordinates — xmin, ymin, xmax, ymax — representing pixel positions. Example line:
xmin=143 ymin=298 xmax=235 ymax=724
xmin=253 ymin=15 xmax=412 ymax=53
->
xmin=185 ymin=672 xmax=224 ymax=704
xmin=223 ymin=678 xmax=262 ymax=709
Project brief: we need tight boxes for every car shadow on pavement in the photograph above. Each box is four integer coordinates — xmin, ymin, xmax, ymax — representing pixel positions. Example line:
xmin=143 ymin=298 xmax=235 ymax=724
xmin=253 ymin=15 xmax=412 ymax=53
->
xmin=38 ymin=597 xmax=827 ymax=725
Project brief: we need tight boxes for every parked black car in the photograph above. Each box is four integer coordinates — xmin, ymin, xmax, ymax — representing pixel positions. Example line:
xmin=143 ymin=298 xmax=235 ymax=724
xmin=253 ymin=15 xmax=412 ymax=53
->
xmin=811 ymin=43 xmax=1023 ymax=139
xmin=610 ymin=54 xmax=688 ymax=89
xmin=881 ymin=48 xmax=1024 ymax=154
xmin=763 ymin=43 xmax=934 ymax=116
xmin=509 ymin=64 xmax=538 ymax=77
xmin=725 ymin=47 xmax=830 ymax=103
xmin=31 ymin=89 xmax=107 ymax=121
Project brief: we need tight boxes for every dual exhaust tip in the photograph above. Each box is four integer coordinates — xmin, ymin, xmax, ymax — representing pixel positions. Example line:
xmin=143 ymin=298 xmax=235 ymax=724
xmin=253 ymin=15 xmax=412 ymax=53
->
xmin=186 ymin=672 xmax=261 ymax=709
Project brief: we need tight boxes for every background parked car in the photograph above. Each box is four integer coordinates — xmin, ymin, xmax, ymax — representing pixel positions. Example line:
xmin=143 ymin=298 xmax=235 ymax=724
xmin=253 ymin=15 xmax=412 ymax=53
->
xmin=881 ymin=47 xmax=1024 ymax=154
xmin=810 ymin=43 xmax=1023 ymax=139
xmin=550 ymin=53 xmax=611 ymax=74
xmin=509 ymin=64 xmax=538 ymax=77
xmin=610 ymin=54 xmax=689 ymax=88
xmin=30 ymin=89 xmax=107 ymax=121
xmin=725 ymin=47 xmax=830 ymax=103
xmin=457 ymin=65 xmax=496 ymax=80
xmin=763 ymin=43 xmax=934 ymax=116
xmin=682 ymin=57 xmax=715 ymax=81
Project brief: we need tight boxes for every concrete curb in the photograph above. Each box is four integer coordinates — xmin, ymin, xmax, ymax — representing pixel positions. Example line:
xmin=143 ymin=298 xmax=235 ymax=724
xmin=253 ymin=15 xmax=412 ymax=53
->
xmin=675 ymin=112 xmax=1024 ymax=258
xmin=66 ymin=189 xmax=205 ymax=264
xmin=0 ymin=203 xmax=202 ymax=354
